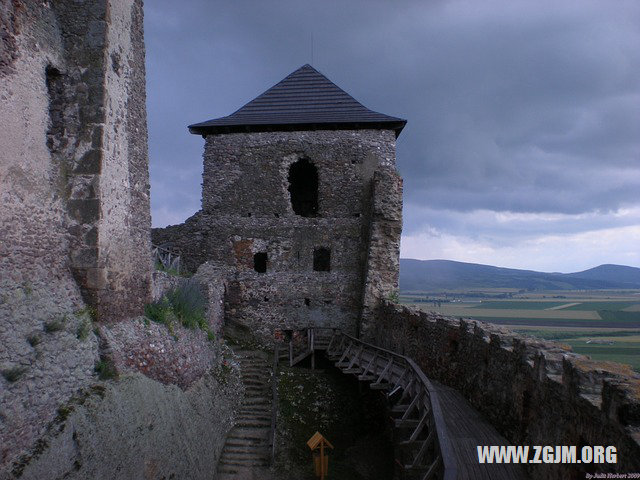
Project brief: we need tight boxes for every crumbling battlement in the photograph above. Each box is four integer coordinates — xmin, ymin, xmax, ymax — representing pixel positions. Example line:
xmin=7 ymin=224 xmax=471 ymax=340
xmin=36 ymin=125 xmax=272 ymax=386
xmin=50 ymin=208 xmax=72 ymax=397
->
xmin=372 ymin=301 xmax=640 ymax=479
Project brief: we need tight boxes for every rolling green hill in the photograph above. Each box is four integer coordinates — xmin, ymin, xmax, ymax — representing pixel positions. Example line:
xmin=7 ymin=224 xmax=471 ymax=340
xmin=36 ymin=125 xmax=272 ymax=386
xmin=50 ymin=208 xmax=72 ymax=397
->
xmin=399 ymin=259 xmax=640 ymax=292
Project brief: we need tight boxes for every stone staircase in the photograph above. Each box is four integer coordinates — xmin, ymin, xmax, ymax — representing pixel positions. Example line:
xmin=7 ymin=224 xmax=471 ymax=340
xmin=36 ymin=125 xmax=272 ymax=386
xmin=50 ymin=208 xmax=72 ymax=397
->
xmin=216 ymin=349 xmax=274 ymax=479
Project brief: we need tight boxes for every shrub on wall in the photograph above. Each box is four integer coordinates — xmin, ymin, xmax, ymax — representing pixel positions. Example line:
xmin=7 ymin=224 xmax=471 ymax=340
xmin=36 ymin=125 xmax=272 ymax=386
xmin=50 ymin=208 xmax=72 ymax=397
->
xmin=144 ymin=279 xmax=212 ymax=338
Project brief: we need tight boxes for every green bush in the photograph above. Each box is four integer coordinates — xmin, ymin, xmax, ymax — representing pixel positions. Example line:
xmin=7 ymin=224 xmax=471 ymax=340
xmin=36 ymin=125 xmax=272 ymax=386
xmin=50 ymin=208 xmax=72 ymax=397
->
xmin=144 ymin=297 xmax=172 ymax=324
xmin=144 ymin=279 xmax=207 ymax=332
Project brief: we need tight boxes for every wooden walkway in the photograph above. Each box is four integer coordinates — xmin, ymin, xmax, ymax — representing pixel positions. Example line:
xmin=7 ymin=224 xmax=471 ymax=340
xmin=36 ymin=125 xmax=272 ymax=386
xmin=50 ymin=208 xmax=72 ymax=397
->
xmin=321 ymin=330 xmax=528 ymax=480
xmin=433 ymin=383 xmax=528 ymax=480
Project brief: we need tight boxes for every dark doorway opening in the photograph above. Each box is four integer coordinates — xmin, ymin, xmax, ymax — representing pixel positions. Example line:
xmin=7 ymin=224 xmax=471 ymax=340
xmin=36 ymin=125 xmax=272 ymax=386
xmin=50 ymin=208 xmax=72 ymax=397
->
xmin=313 ymin=247 xmax=331 ymax=272
xmin=253 ymin=252 xmax=268 ymax=273
xmin=288 ymin=158 xmax=318 ymax=217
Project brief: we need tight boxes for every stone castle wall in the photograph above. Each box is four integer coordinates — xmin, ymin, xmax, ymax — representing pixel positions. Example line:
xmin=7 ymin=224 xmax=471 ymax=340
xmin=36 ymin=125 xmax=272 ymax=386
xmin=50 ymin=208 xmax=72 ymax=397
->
xmin=153 ymin=129 xmax=402 ymax=341
xmin=372 ymin=302 xmax=640 ymax=479
xmin=0 ymin=0 xmax=152 ymax=323
xmin=0 ymin=0 xmax=152 ymax=472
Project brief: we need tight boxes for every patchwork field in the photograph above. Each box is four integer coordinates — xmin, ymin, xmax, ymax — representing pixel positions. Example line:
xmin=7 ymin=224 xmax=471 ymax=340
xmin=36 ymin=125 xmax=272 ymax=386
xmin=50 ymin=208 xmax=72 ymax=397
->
xmin=401 ymin=291 xmax=640 ymax=371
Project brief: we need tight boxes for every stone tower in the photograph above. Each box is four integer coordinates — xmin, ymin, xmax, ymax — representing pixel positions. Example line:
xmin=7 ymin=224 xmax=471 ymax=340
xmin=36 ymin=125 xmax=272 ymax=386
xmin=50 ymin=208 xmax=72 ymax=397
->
xmin=153 ymin=64 xmax=404 ymax=341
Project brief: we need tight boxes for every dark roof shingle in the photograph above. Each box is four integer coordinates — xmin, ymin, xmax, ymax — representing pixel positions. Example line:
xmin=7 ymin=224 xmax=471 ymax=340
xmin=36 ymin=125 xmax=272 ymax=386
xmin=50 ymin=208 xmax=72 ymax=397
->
xmin=188 ymin=64 xmax=406 ymax=136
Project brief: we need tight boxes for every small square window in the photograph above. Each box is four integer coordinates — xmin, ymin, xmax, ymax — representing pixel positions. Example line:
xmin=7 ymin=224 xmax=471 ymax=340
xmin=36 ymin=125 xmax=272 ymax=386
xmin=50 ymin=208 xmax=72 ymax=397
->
xmin=253 ymin=252 xmax=267 ymax=273
xmin=313 ymin=248 xmax=330 ymax=272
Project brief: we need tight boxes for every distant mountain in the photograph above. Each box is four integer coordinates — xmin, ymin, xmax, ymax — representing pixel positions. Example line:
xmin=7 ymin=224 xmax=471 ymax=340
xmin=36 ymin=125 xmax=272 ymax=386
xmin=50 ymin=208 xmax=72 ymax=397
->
xmin=399 ymin=259 xmax=640 ymax=292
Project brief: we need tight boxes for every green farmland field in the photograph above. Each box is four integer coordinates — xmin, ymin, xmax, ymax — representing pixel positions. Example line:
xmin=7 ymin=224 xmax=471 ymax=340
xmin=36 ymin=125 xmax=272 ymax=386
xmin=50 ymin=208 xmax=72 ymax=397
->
xmin=401 ymin=290 xmax=640 ymax=372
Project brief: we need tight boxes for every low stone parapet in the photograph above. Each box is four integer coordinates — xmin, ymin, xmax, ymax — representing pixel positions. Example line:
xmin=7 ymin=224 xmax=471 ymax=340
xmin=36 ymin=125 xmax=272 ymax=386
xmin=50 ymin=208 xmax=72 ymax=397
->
xmin=372 ymin=301 xmax=640 ymax=478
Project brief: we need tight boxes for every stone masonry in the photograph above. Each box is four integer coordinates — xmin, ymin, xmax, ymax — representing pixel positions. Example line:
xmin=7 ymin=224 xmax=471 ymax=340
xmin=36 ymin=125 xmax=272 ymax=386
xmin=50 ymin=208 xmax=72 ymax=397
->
xmin=373 ymin=302 xmax=640 ymax=479
xmin=1 ymin=0 xmax=152 ymax=473
xmin=153 ymin=128 xmax=403 ymax=342
xmin=0 ymin=0 xmax=152 ymax=323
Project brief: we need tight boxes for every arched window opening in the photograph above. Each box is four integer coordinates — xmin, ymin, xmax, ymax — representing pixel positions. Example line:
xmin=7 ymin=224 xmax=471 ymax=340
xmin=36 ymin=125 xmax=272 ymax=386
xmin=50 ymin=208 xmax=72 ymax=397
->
xmin=253 ymin=252 xmax=267 ymax=273
xmin=288 ymin=158 xmax=318 ymax=217
xmin=313 ymin=247 xmax=331 ymax=272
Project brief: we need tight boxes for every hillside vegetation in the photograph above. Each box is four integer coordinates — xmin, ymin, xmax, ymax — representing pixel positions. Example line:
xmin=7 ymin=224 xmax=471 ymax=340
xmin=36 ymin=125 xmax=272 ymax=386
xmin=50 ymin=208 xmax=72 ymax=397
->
xmin=400 ymin=259 xmax=640 ymax=292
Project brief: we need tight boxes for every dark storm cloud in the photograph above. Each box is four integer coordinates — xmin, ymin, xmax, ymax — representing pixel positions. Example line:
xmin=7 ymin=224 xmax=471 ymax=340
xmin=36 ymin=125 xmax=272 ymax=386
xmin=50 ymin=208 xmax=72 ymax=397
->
xmin=145 ymin=0 xmax=640 ymax=230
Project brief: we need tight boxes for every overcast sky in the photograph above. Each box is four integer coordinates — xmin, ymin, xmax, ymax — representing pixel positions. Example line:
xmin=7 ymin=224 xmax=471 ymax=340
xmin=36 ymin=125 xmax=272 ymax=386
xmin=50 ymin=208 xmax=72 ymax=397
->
xmin=145 ymin=0 xmax=640 ymax=273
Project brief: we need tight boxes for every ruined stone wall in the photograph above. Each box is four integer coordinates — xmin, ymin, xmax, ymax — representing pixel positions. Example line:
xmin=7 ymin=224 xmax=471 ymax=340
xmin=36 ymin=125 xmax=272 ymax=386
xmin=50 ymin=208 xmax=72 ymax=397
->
xmin=96 ymin=0 xmax=152 ymax=320
xmin=373 ymin=302 xmax=640 ymax=479
xmin=153 ymin=129 xmax=400 ymax=342
xmin=0 ymin=0 xmax=151 ymax=323
xmin=360 ymin=168 xmax=403 ymax=340
xmin=1 ymin=0 xmax=151 ymax=473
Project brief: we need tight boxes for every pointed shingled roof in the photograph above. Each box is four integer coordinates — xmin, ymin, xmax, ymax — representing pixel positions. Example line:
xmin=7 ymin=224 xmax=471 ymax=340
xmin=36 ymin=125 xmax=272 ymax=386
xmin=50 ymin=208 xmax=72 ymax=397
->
xmin=188 ymin=64 xmax=406 ymax=137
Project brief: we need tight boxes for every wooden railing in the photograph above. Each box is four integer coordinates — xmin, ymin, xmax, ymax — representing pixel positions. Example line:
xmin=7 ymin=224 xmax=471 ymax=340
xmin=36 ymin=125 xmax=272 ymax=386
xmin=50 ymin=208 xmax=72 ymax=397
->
xmin=283 ymin=327 xmax=334 ymax=368
xmin=152 ymin=244 xmax=182 ymax=274
xmin=325 ymin=331 xmax=457 ymax=480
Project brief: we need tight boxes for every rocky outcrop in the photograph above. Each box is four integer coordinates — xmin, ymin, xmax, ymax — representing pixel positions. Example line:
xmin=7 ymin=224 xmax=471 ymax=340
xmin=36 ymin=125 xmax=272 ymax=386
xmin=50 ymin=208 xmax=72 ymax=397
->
xmin=9 ymin=367 xmax=242 ymax=480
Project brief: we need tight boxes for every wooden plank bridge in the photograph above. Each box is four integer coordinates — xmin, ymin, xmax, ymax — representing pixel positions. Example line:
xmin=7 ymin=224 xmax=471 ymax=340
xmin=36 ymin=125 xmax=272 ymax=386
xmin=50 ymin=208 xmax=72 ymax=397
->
xmin=281 ymin=328 xmax=528 ymax=480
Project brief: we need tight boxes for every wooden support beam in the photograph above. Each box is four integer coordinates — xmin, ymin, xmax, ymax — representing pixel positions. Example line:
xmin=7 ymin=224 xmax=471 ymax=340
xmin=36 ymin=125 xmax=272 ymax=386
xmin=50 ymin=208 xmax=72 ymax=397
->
xmin=399 ymin=378 xmax=415 ymax=404
xmin=342 ymin=367 xmax=363 ymax=374
xmin=337 ymin=341 xmax=354 ymax=365
xmin=409 ymin=411 xmax=429 ymax=443
xmin=393 ymin=366 xmax=409 ymax=390
xmin=361 ymin=350 xmax=378 ymax=377
xmin=376 ymin=357 xmax=393 ymax=384
xmin=401 ymin=390 xmax=422 ymax=421
xmin=410 ymin=429 xmax=435 ymax=469
xmin=347 ymin=344 xmax=364 ymax=369
xmin=421 ymin=456 xmax=440 ymax=480
xmin=370 ymin=382 xmax=392 ymax=390
xmin=395 ymin=418 xmax=421 ymax=428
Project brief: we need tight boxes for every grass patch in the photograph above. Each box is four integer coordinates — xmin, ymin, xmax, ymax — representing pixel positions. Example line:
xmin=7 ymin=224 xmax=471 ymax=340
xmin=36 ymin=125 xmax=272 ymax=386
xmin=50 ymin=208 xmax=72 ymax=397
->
xmin=514 ymin=329 xmax=640 ymax=340
xmin=469 ymin=316 xmax=640 ymax=328
xmin=76 ymin=306 xmax=99 ymax=322
xmin=471 ymin=301 xmax=568 ymax=310
xmin=598 ymin=310 xmax=640 ymax=322
xmin=2 ymin=366 xmax=27 ymax=382
xmin=144 ymin=279 xmax=207 ymax=332
xmin=563 ymin=340 xmax=640 ymax=372
xmin=26 ymin=334 xmax=41 ymax=347
xmin=94 ymin=359 xmax=117 ymax=380
xmin=562 ymin=302 xmax=640 ymax=311
xmin=76 ymin=318 xmax=92 ymax=340
xmin=44 ymin=316 xmax=66 ymax=333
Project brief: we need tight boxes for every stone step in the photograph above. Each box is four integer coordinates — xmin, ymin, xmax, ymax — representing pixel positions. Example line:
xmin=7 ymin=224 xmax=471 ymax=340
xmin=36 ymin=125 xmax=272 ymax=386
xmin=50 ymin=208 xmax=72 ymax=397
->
xmin=224 ymin=438 xmax=270 ymax=448
xmin=244 ymin=391 xmax=270 ymax=398
xmin=243 ymin=380 xmax=269 ymax=388
xmin=238 ymin=408 xmax=273 ymax=418
xmin=218 ymin=458 xmax=270 ymax=468
xmin=243 ymin=399 xmax=270 ymax=407
xmin=225 ymin=444 xmax=270 ymax=453
xmin=227 ymin=428 xmax=270 ymax=441
xmin=220 ymin=451 xmax=270 ymax=461
xmin=236 ymin=420 xmax=271 ymax=428
xmin=237 ymin=414 xmax=271 ymax=422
